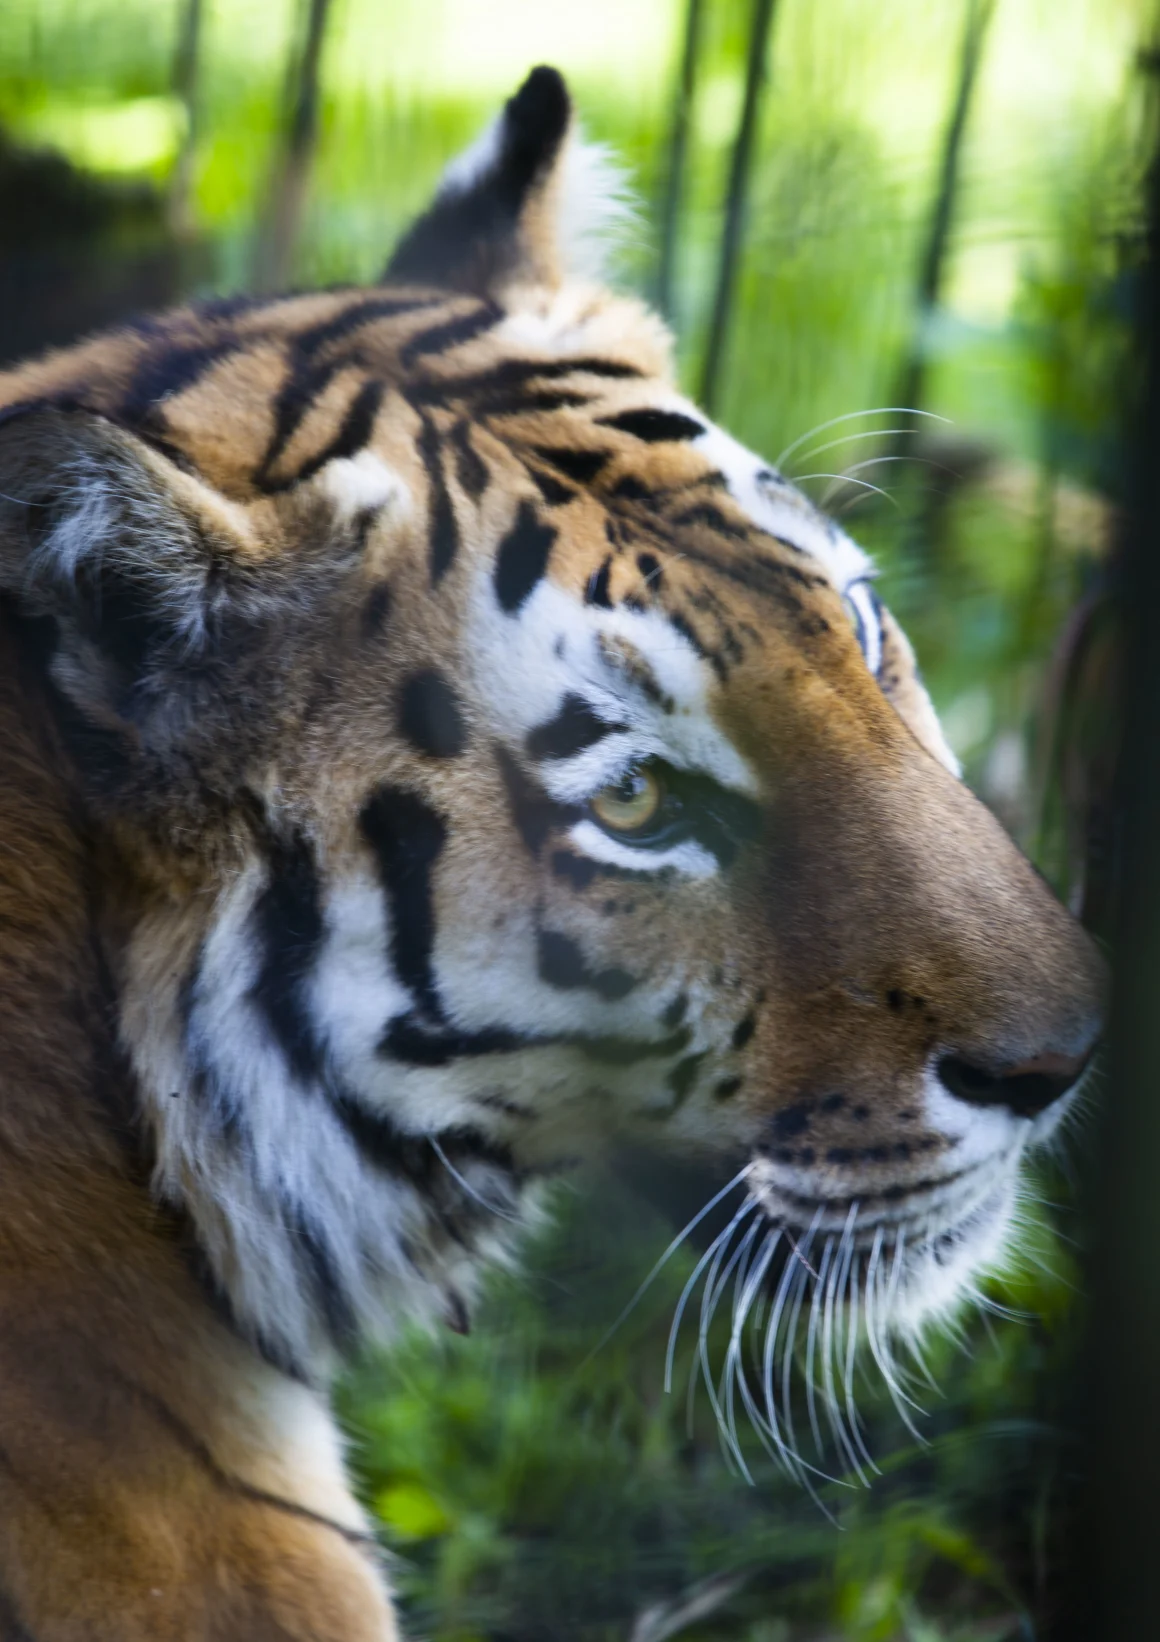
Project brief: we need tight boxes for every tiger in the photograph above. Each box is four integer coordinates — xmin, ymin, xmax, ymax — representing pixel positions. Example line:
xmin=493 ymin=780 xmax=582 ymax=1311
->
xmin=0 ymin=63 xmax=1103 ymax=1642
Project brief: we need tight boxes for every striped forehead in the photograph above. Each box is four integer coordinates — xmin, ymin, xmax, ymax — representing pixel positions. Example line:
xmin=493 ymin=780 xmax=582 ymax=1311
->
xmin=468 ymin=564 xmax=758 ymax=797
xmin=688 ymin=418 xmax=873 ymax=593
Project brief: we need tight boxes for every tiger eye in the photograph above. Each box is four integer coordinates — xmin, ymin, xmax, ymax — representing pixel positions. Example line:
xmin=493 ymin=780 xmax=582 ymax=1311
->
xmin=590 ymin=766 xmax=664 ymax=833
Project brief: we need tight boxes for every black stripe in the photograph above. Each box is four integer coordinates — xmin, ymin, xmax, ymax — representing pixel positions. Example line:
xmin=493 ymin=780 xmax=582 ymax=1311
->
xmin=255 ymin=356 xmax=347 ymax=487
xmin=190 ymin=291 xmax=276 ymax=323
xmin=596 ymin=408 xmax=706 ymax=442
xmin=585 ymin=557 xmax=613 ymax=607
xmin=249 ymin=829 xmax=326 ymax=1084
xmin=290 ymin=1211 xmax=358 ymax=1350
xmin=665 ymin=1051 xmax=709 ymax=1107
xmin=398 ymin=669 xmax=468 ymax=758
xmin=549 ymin=849 xmax=673 ymax=889
xmin=732 ymin=1013 xmax=757 ymax=1050
xmin=328 ymin=1095 xmax=516 ymax=1256
xmin=295 ymin=293 xmax=444 ymax=358
xmin=526 ymin=464 xmax=576 ymax=505
xmin=406 ymin=355 xmax=643 ymax=407
xmin=416 ymin=417 xmax=460 ymax=583
xmin=359 ymin=786 xmax=447 ymax=1020
xmin=610 ymin=474 xmax=658 ymax=502
xmin=120 ymin=338 xmax=241 ymax=425
xmin=526 ymin=693 xmax=624 ymax=761
xmin=480 ymin=388 xmax=593 ymax=417
xmin=256 ymin=298 xmax=438 ymax=486
xmin=331 ymin=1092 xmax=515 ymax=1195
xmin=400 ymin=302 xmax=500 ymax=367
xmin=531 ymin=445 xmax=611 ymax=483
xmin=380 ymin=1015 xmax=523 ymax=1066
xmin=550 ymin=849 xmax=599 ymax=890
xmin=637 ymin=552 xmax=662 ymax=587
xmin=450 ymin=419 xmax=489 ymax=497
xmin=361 ymin=581 xmax=393 ymax=639
xmin=663 ymin=992 xmax=689 ymax=1028
xmin=380 ymin=1013 xmax=690 ymax=1068
xmin=536 ymin=928 xmax=636 ymax=1000
xmin=651 ymin=536 xmax=830 ymax=602
xmin=268 ymin=377 xmax=385 ymax=493
xmin=495 ymin=744 xmax=580 ymax=857
xmin=672 ymin=501 xmax=751 ymax=541
xmin=494 ymin=500 xmax=556 ymax=613
xmin=186 ymin=1063 xmax=246 ymax=1142
xmin=330 ymin=1088 xmax=443 ymax=1177
xmin=667 ymin=608 xmax=728 ymax=682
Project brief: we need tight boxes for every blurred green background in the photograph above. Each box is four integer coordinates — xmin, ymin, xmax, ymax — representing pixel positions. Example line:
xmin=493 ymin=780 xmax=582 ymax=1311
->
xmin=0 ymin=0 xmax=1143 ymax=1635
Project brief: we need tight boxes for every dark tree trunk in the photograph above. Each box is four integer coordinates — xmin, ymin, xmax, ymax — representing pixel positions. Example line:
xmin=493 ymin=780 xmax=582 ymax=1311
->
xmin=1052 ymin=56 xmax=1160 ymax=1642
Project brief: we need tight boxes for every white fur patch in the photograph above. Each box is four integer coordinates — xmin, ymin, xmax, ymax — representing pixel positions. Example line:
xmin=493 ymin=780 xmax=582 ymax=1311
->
xmin=319 ymin=451 xmax=410 ymax=522
xmin=554 ymin=134 xmax=636 ymax=283
xmin=470 ymin=568 xmax=758 ymax=801
xmin=687 ymin=415 xmax=874 ymax=592
xmin=566 ymin=818 xmax=718 ymax=879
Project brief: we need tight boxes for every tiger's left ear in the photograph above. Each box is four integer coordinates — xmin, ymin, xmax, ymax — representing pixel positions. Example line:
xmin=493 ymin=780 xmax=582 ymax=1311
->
xmin=385 ymin=65 xmax=628 ymax=298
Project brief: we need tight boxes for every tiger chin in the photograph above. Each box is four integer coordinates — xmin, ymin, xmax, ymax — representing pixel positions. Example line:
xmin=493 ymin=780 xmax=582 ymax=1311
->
xmin=0 ymin=64 xmax=1103 ymax=1642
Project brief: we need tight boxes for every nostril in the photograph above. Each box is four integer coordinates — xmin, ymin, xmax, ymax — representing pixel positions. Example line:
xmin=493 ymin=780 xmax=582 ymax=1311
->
xmin=937 ymin=1048 xmax=1092 ymax=1118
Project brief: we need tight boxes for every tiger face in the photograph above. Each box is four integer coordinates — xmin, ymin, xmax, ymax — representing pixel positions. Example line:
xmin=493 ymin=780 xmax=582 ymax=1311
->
xmin=0 ymin=67 xmax=1102 ymax=1385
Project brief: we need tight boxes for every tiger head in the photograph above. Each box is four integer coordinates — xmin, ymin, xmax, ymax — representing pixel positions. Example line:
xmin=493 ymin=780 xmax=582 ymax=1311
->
xmin=0 ymin=68 xmax=1103 ymax=1385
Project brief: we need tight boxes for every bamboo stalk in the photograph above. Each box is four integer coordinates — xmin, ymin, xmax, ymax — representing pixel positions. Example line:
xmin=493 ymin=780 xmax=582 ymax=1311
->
xmin=655 ymin=0 xmax=706 ymax=326
xmin=167 ymin=0 xmax=203 ymax=238
xmin=889 ymin=0 xmax=995 ymax=443
xmin=697 ymin=0 xmax=779 ymax=416
xmin=254 ymin=0 xmax=334 ymax=290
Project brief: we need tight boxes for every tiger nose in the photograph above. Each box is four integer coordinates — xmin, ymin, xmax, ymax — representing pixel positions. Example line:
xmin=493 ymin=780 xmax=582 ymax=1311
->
xmin=936 ymin=1042 xmax=1096 ymax=1118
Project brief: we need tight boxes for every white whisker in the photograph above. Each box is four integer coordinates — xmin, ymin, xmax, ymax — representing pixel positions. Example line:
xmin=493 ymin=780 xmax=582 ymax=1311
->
xmin=804 ymin=1235 xmax=835 ymax=1459
xmin=665 ymin=1215 xmax=736 ymax=1394
xmin=791 ymin=472 xmax=898 ymax=507
xmin=584 ymin=1164 xmax=753 ymax=1365
xmin=775 ymin=406 xmax=951 ymax=470
xmin=864 ymin=1229 xmax=926 ymax=1436
xmin=700 ymin=1215 xmax=759 ymax=1476
xmin=430 ymin=1138 xmax=518 ymax=1221
xmin=791 ymin=427 xmax=917 ymax=468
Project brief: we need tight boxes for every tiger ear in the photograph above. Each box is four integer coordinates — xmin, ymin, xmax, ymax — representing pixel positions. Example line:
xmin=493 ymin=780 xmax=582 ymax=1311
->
xmin=385 ymin=65 xmax=629 ymax=297
xmin=0 ymin=402 xmax=260 ymax=754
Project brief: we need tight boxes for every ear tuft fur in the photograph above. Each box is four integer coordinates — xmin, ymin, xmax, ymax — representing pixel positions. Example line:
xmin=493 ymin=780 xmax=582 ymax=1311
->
xmin=0 ymin=403 xmax=257 ymax=744
xmin=385 ymin=66 xmax=631 ymax=298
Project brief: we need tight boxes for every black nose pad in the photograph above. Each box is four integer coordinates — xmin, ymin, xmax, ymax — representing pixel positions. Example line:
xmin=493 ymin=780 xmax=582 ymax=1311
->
xmin=937 ymin=1048 xmax=1092 ymax=1118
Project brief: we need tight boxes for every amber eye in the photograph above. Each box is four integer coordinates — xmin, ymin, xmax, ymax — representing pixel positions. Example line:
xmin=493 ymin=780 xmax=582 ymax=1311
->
xmin=590 ymin=765 xmax=666 ymax=834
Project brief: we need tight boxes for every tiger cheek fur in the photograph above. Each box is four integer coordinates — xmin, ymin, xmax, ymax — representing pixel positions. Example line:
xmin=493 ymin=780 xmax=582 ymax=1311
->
xmin=0 ymin=65 xmax=1103 ymax=1641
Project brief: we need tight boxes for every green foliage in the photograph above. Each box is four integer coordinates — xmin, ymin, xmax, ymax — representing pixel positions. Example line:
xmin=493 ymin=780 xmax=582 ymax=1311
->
xmin=338 ymin=1174 xmax=1081 ymax=1640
